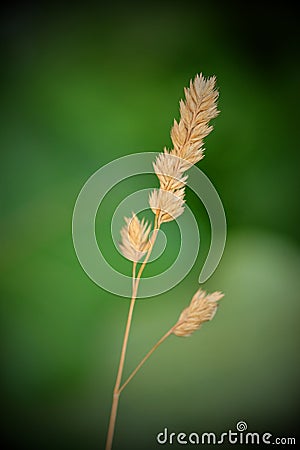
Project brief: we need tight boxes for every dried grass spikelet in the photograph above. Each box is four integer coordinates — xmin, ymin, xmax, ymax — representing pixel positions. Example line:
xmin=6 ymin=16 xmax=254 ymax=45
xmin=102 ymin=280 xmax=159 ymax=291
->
xmin=119 ymin=213 xmax=151 ymax=262
xmin=170 ymin=73 xmax=219 ymax=166
xmin=173 ymin=289 xmax=224 ymax=337
xmin=153 ymin=150 xmax=188 ymax=192
xmin=149 ymin=73 xmax=219 ymax=226
xmin=149 ymin=188 xmax=185 ymax=224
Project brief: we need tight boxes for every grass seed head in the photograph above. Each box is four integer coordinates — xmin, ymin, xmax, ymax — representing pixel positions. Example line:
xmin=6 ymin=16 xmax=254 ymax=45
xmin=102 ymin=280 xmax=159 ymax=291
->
xmin=119 ymin=213 xmax=151 ymax=262
xmin=173 ymin=289 xmax=224 ymax=337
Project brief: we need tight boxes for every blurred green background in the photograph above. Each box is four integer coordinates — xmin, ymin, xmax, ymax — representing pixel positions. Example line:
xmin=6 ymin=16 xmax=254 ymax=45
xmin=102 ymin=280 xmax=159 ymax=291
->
xmin=1 ymin=2 xmax=299 ymax=449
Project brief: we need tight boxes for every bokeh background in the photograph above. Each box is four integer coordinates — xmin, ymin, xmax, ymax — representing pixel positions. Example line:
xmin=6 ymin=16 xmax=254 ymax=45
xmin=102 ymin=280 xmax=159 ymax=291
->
xmin=1 ymin=2 xmax=299 ymax=449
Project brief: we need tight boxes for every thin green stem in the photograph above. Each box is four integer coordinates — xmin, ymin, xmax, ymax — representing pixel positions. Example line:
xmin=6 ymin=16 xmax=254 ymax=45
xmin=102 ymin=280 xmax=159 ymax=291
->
xmin=105 ymin=293 xmax=136 ymax=450
xmin=132 ymin=261 xmax=136 ymax=293
xmin=135 ymin=217 xmax=160 ymax=283
xmin=119 ymin=325 xmax=175 ymax=394
xmin=105 ymin=218 xmax=159 ymax=450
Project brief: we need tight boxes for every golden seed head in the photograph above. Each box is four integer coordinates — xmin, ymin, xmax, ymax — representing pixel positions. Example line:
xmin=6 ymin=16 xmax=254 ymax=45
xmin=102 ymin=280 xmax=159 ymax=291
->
xmin=153 ymin=150 xmax=188 ymax=192
xmin=150 ymin=72 xmax=219 ymax=223
xmin=170 ymin=73 xmax=219 ymax=165
xmin=173 ymin=289 xmax=224 ymax=337
xmin=119 ymin=213 xmax=151 ymax=262
xmin=149 ymin=188 xmax=185 ymax=225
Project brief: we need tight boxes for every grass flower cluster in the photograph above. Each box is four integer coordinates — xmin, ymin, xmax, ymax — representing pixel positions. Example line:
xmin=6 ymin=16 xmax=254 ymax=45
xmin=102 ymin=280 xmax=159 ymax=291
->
xmin=105 ymin=73 xmax=224 ymax=450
